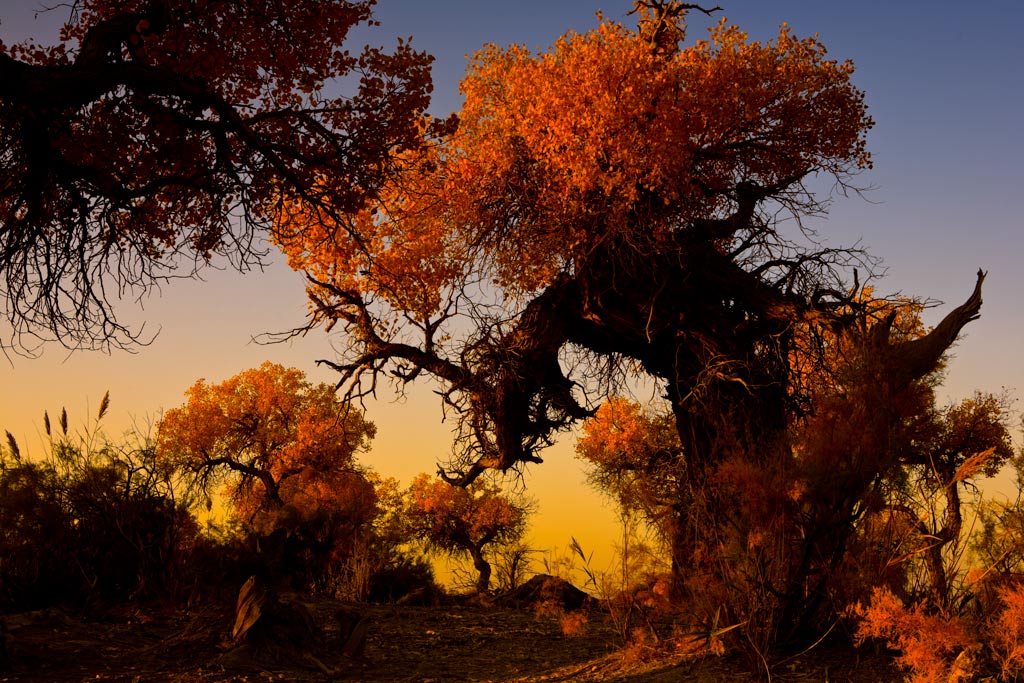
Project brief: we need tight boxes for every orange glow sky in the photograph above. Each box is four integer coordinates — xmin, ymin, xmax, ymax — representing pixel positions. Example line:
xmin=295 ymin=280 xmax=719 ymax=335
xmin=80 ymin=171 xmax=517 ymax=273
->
xmin=2 ymin=1 xmax=1023 ymax=578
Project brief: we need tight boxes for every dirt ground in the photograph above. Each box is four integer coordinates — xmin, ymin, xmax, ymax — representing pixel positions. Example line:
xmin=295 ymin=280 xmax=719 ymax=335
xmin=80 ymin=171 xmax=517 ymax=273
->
xmin=0 ymin=599 xmax=900 ymax=683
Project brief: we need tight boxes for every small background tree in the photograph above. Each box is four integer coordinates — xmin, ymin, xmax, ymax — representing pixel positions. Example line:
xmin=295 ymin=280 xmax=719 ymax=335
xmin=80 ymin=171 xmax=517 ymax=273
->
xmin=404 ymin=473 xmax=531 ymax=593
xmin=575 ymin=396 xmax=684 ymax=583
xmin=156 ymin=362 xmax=381 ymax=592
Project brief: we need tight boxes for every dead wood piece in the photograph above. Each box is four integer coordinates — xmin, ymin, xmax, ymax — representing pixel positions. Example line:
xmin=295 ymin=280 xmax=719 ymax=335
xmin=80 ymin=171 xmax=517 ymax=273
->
xmin=888 ymin=269 xmax=986 ymax=386
xmin=342 ymin=616 xmax=370 ymax=659
xmin=334 ymin=607 xmax=371 ymax=658
xmin=231 ymin=576 xmax=265 ymax=642
xmin=3 ymin=608 xmax=76 ymax=631
xmin=395 ymin=585 xmax=445 ymax=607
xmin=0 ymin=618 xmax=11 ymax=669
xmin=227 ymin=576 xmax=331 ymax=673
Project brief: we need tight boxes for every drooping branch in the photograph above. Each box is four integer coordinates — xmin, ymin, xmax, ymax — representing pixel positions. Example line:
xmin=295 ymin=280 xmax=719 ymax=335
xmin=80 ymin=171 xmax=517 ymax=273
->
xmin=438 ymin=282 xmax=594 ymax=485
xmin=304 ymin=276 xmax=472 ymax=394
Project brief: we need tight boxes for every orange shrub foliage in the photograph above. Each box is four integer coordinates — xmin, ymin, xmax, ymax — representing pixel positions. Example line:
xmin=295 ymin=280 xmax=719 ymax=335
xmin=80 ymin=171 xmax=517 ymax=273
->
xmin=558 ymin=610 xmax=589 ymax=638
xmin=531 ymin=596 xmax=590 ymax=638
xmin=989 ymin=583 xmax=1024 ymax=679
xmin=853 ymin=587 xmax=976 ymax=683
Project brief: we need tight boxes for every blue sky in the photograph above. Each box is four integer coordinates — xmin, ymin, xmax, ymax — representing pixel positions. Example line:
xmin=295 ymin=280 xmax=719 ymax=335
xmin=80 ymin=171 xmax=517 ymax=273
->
xmin=1 ymin=0 xmax=1022 ymax=567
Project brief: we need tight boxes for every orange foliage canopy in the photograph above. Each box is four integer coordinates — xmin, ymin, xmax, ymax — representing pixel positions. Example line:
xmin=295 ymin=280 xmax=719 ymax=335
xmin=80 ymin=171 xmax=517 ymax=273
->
xmin=279 ymin=14 xmax=872 ymax=308
xmin=0 ymin=0 xmax=436 ymax=350
xmin=156 ymin=362 xmax=377 ymax=535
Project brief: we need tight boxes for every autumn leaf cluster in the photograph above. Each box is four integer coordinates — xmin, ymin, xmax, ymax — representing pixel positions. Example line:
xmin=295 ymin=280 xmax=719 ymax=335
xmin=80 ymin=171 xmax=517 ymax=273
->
xmin=277 ymin=13 xmax=873 ymax=314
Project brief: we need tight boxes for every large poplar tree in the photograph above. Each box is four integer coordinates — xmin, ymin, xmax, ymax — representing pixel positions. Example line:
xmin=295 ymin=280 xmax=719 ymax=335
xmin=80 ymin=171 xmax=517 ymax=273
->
xmin=277 ymin=0 xmax=986 ymax=646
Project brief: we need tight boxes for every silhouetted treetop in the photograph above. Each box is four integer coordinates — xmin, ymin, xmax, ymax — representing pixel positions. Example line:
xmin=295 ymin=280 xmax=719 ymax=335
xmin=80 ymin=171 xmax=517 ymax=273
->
xmin=0 ymin=0 xmax=439 ymax=351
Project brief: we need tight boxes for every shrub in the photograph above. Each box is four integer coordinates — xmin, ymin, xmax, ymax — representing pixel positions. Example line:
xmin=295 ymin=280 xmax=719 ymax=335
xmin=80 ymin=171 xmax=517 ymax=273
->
xmin=0 ymin=405 xmax=201 ymax=610
xmin=853 ymin=587 xmax=977 ymax=683
xmin=988 ymin=583 xmax=1024 ymax=680
xmin=365 ymin=552 xmax=439 ymax=604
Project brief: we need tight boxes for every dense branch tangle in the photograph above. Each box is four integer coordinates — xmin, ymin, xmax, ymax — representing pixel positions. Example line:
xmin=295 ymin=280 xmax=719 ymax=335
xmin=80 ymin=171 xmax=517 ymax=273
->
xmin=0 ymin=0 xmax=437 ymax=351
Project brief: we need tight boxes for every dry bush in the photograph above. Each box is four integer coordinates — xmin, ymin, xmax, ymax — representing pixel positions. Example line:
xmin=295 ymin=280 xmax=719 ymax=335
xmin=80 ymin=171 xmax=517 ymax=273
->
xmin=0 ymin=403 xmax=205 ymax=611
xmin=853 ymin=586 xmax=977 ymax=683
xmin=364 ymin=552 xmax=439 ymax=604
xmin=558 ymin=610 xmax=589 ymax=637
xmin=531 ymin=598 xmax=590 ymax=638
xmin=491 ymin=543 xmax=539 ymax=592
xmin=617 ymin=627 xmax=662 ymax=663
xmin=987 ymin=582 xmax=1024 ymax=679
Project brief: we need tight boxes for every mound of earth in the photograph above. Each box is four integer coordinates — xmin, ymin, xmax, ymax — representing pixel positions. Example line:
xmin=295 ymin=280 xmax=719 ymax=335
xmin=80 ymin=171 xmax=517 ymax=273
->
xmin=498 ymin=573 xmax=594 ymax=611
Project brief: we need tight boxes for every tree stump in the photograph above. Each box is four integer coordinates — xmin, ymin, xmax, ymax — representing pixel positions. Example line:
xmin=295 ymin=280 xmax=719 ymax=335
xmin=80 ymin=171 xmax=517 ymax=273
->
xmin=228 ymin=576 xmax=370 ymax=672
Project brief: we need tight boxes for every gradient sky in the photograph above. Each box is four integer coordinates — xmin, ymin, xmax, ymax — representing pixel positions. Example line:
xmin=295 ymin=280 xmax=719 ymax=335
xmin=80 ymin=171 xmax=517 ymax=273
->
xmin=1 ymin=0 xmax=1022 ymax=575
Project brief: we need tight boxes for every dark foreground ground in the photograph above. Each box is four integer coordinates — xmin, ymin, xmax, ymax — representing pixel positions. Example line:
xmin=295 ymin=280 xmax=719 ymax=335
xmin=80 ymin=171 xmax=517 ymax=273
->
xmin=0 ymin=599 xmax=900 ymax=683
